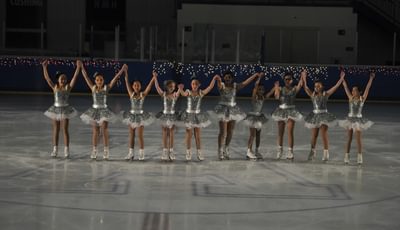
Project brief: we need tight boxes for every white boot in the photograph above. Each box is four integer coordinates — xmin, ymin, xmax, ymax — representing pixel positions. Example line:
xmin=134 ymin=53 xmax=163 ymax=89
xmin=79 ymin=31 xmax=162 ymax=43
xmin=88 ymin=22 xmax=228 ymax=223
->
xmin=161 ymin=148 xmax=168 ymax=161
xmin=125 ymin=148 xmax=134 ymax=160
xmin=276 ymin=146 xmax=283 ymax=159
xmin=322 ymin=149 xmax=329 ymax=161
xmin=357 ymin=153 xmax=363 ymax=165
xmin=344 ymin=153 xmax=350 ymax=164
xmin=286 ymin=147 xmax=294 ymax=160
xmin=64 ymin=147 xmax=70 ymax=158
xmin=218 ymin=147 xmax=225 ymax=160
xmin=50 ymin=146 xmax=58 ymax=157
xmin=138 ymin=149 xmax=145 ymax=161
xmin=197 ymin=149 xmax=204 ymax=161
xmin=255 ymin=148 xmax=263 ymax=160
xmin=186 ymin=149 xmax=192 ymax=161
xmin=90 ymin=146 xmax=97 ymax=159
xmin=103 ymin=147 xmax=109 ymax=160
xmin=246 ymin=149 xmax=257 ymax=160
xmin=169 ymin=148 xmax=175 ymax=161
xmin=308 ymin=148 xmax=316 ymax=161
xmin=223 ymin=145 xmax=231 ymax=160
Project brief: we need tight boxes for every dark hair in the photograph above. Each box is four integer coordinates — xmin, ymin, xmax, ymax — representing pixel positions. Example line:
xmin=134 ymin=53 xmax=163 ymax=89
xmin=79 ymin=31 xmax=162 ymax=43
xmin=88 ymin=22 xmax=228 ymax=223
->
xmin=352 ymin=85 xmax=363 ymax=94
xmin=163 ymin=80 xmax=175 ymax=90
xmin=283 ymin=72 xmax=293 ymax=79
xmin=93 ymin=72 xmax=102 ymax=78
xmin=132 ymin=79 xmax=142 ymax=85
xmin=223 ymin=71 xmax=234 ymax=77
xmin=314 ymin=79 xmax=324 ymax=87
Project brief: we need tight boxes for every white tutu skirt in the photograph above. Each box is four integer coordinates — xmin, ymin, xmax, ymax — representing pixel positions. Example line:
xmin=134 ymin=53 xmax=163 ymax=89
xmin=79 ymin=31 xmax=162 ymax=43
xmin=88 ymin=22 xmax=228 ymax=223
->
xmin=243 ymin=113 xmax=268 ymax=130
xmin=213 ymin=104 xmax=246 ymax=122
xmin=304 ymin=112 xmax=337 ymax=128
xmin=122 ymin=111 xmax=154 ymax=128
xmin=80 ymin=107 xmax=118 ymax=125
xmin=338 ymin=117 xmax=373 ymax=131
xmin=271 ymin=107 xmax=303 ymax=122
xmin=44 ymin=105 xmax=78 ymax=120
xmin=155 ymin=112 xmax=178 ymax=128
xmin=179 ymin=111 xmax=211 ymax=128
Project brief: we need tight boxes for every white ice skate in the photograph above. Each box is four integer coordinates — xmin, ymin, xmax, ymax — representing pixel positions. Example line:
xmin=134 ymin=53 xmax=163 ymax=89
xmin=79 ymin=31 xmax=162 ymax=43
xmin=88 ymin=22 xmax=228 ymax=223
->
xmin=344 ymin=153 xmax=350 ymax=164
xmin=125 ymin=148 xmax=134 ymax=161
xmin=186 ymin=149 xmax=192 ymax=161
xmin=322 ymin=150 xmax=329 ymax=162
xmin=138 ymin=149 xmax=145 ymax=161
xmin=197 ymin=149 xmax=204 ymax=161
xmin=246 ymin=149 xmax=257 ymax=160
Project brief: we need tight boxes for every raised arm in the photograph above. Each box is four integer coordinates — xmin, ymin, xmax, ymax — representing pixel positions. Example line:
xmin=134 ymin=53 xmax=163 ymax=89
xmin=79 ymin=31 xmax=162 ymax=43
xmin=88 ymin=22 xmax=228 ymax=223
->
xmin=108 ymin=64 xmax=126 ymax=89
xmin=178 ymin=85 xmax=189 ymax=97
xmin=237 ymin=72 xmax=260 ymax=90
xmin=342 ymin=79 xmax=352 ymax=100
xmin=81 ymin=62 xmax=94 ymax=89
xmin=41 ymin=60 xmax=55 ymax=90
xmin=69 ymin=60 xmax=82 ymax=89
xmin=153 ymin=72 xmax=164 ymax=96
xmin=215 ymin=74 xmax=223 ymax=90
xmin=142 ymin=71 xmax=156 ymax=96
xmin=252 ymin=74 xmax=262 ymax=98
xmin=295 ymin=71 xmax=305 ymax=93
xmin=302 ymin=74 xmax=313 ymax=97
xmin=202 ymin=75 xmax=221 ymax=95
xmin=266 ymin=81 xmax=279 ymax=99
xmin=326 ymin=70 xmax=345 ymax=97
xmin=362 ymin=72 xmax=375 ymax=101
xmin=124 ymin=67 xmax=133 ymax=97
xmin=176 ymin=84 xmax=184 ymax=98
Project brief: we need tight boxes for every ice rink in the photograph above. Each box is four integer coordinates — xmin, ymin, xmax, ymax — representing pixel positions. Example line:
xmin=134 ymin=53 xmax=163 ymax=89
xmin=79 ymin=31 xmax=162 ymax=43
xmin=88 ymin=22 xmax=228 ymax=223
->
xmin=0 ymin=94 xmax=399 ymax=230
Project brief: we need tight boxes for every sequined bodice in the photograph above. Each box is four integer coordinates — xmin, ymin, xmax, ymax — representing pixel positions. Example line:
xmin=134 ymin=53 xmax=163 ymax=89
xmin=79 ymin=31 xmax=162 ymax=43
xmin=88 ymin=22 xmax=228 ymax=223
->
xmin=92 ymin=85 xmax=107 ymax=109
xmin=312 ymin=92 xmax=328 ymax=113
xmin=163 ymin=93 xmax=177 ymax=114
xmin=130 ymin=93 xmax=144 ymax=114
xmin=186 ymin=90 xmax=202 ymax=114
xmin=54 ymin=87 xmax=70 ymax=107
xmin=348 ymin=99 xmax=364 ymax=118
xmin=219 ymin=83 xmax=237 ymax=106
xmin=250 ymin=98 xmax=264 ymax=115
xmin=279 ymin=87 xmax=296 ymax=109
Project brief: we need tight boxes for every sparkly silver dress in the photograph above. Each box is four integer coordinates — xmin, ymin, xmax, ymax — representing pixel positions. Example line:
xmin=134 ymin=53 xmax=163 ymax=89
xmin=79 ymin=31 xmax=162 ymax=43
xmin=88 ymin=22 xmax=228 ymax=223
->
xmin=304 ymin=92 xmax=336 ymax=128
xmin=155 ymin=92 xmax=179 ymax=128
xmin=122 ymin=92 xmax=154 ymax=128
xmin=271 ymin=87 xmax=303 ymax=122
xmin=214 ymin=83 xmax=245 ymax=121
xmin=243 ymin=96 xmax=268 ymax=130
xmin=44 ymin=86 xmax=78 ymax=120
xmin=179 ymin=90 xmax=211 ymax=128
xmin=338 ymin=98 xmax=373 ymax=130
xmin=80 ymin=85 xmax=117 ymax=125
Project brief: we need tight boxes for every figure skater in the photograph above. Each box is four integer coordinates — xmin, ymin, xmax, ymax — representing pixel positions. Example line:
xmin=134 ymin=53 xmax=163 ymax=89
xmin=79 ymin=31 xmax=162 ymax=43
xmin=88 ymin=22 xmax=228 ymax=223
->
xmin=80 ymin=63 xmax=127 ymax=160
xmin=178 ymin=74 xmax=221 ymax=161
xmin=154 ymin=74 xmax=181 ymax=161
xmin=123 ymin=68 xmax=156 ymax=161
xmin=214 ymin=71 xmax=260 ymax=160
xmin=271 ymin=71 xmax=304 ymax=160
xmin=302 ymin=70 xmax=345 ymax=161
xmin=339 ymin=72 xmax=375 ymax=165
xmin=243 ymin=73 xmax=277 ymax=160
xmin=42 ymin=59 xmax=81 ymax=158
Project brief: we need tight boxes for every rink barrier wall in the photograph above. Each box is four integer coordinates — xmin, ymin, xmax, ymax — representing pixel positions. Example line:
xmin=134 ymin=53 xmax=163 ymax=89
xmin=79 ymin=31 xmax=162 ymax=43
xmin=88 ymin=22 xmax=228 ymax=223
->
xmin=0 ymin=57 xmax=399 ymax=100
